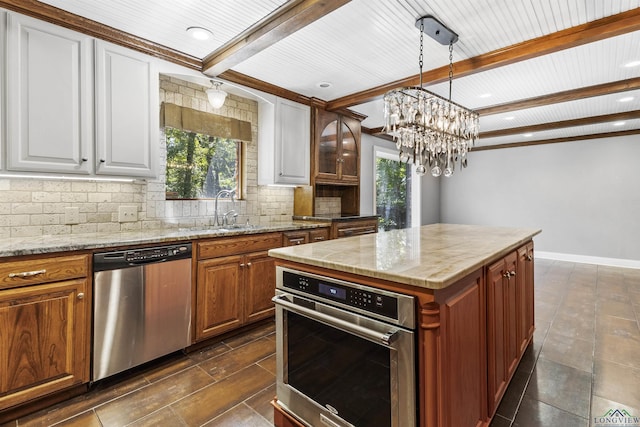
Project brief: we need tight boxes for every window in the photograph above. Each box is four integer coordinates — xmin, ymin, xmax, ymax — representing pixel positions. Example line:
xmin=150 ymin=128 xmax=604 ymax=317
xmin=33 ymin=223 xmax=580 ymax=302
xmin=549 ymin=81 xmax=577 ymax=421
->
xmin=374 ymin=148 xmax=415 ymax=231
xmin=165 ymin=127 xmax=242 ymax=199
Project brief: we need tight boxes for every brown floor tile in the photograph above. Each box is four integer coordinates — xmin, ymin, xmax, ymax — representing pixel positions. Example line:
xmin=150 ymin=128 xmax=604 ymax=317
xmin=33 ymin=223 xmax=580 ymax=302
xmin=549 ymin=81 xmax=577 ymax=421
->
xmin=525 ymin=358 xmax=592 ymax=418
xmin=550 ymin=312 xmax=595 ymax=343
xmin=203 ymin=403 xmax=272 ymax=427
xmin=187 ymin=341 xmax=233 ymax=364
xmin=596 ymin=300 xmax=636 ymax=321
xmin=52 ymin=411 xmax=102 ymax=427
xmin=143 ymin=352 xmax=198 ymax=383
xmin=257 ymin=354 xmax=277 ymax=376
xmin=596 ymin=315 xmax=640 ymax=342
xmin=539 ymin=331 xmax=593 ymax=373
xmin=18 ymin=375 xmax=150 ymax=427
xmin=513 ymin=396 xmax=588 ymax=427
xmin=95 ymin=366 xmax=213 ymax=426
xmin=199 ymin=337 xmax=275 ymax=381
xmin=595 ymin=333 xmax=640 ymax=370
xmin=245 ymin=384 xmax=277 ymax=423
xmin=127 ymin=406 xmax=188 ymax=427
xmin=490 ymin=414 xmax=512 ymax=427
xmin=496 ymin=369 xmax=529 ymax=420
xmin=534 ymin=299 xmax=559 ymax=322
xmin=223 ymin=322 xmax=275 ymax=349
xmin=593 ymin=359 xmax=640 ymax=409
xmin=172 ymin=364 xmax=275 ymax=427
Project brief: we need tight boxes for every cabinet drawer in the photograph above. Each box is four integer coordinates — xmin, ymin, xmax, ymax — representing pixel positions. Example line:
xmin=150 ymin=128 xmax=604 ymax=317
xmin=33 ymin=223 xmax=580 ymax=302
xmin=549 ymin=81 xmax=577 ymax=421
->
xmin=309 ymin=228 xmax=330 ymax=242
xmin=332 ymin=219 xmax=378 ymax=239
xmin=0 ymin=254 xmax=90 ymax=290
xmin=283 ymin=231 xmax=309 ymax=247
xmin=198 ymin=232 xmax=282 ymax=259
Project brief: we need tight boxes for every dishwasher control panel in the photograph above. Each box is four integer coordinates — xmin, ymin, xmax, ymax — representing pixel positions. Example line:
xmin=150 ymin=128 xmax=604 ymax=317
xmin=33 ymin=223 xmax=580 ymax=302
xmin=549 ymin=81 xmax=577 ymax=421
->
xmin=94 ymin=243 xmax=192 ymax=271
xmin=125 ymin=245 xmax=190 ymax=262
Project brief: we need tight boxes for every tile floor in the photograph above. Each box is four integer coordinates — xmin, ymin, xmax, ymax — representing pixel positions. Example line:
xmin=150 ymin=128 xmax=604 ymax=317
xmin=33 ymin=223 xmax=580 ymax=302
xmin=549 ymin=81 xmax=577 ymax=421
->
xmin=2 ymin=259 xmax=640 ymax=427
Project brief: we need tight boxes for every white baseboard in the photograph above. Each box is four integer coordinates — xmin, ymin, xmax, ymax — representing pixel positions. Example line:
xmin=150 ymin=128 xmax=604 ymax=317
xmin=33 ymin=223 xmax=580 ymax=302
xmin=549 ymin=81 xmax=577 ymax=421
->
xmin=536 ymin=251 xmax=640 ymax=270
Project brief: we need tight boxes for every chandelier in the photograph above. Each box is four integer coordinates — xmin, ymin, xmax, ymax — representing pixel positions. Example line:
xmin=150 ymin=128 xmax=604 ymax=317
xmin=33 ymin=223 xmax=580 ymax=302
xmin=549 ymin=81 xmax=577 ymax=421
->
xmin=383 ymin=16 xmax=479 ymax=177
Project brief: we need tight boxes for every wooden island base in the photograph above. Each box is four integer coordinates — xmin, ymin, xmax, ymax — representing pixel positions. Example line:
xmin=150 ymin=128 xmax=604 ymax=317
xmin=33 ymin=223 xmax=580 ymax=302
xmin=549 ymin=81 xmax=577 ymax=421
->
xmin=269 ymin=228 xmax=537 ymax=427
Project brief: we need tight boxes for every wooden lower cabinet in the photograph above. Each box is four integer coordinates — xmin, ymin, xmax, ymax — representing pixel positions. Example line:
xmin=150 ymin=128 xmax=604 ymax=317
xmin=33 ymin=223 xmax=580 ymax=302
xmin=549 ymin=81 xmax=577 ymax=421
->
xmin=0 ymin=274 xmax=90 ymax=411
xmin=487 ymin=248 xmax=533 ymax=417
xmin=195 ymin=233 xmax=281 ymax=342
xmin=331 ymin=218 xmax=377 ymax=239
xmin=274 ymin=241 xmax=535 ymax=427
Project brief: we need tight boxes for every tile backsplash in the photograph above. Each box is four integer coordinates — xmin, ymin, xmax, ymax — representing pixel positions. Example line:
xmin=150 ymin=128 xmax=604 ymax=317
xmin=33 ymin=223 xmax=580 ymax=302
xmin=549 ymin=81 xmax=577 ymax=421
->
xmin=0 ymin=75 xmax=294 ymax=239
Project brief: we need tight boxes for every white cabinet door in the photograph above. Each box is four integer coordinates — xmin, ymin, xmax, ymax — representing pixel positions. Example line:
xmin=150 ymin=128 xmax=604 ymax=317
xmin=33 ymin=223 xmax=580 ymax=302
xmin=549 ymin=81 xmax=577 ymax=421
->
xmin=6 ymin=13 xmax=92 ymax=174
xmin=95 ymin=40 xmax=158 ymax=177
xmin=274 ymin=98 xmax=310 ymax=185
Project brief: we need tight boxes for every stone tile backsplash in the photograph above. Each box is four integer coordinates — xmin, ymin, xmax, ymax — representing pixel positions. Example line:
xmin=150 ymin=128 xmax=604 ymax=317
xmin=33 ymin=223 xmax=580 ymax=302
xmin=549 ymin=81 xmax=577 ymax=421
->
xmin=0 ymin=75 xmax=294 ymax=239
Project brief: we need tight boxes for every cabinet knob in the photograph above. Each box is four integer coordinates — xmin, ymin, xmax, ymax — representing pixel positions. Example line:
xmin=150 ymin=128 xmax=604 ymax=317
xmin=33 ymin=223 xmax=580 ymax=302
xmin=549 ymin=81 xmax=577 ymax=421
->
xmin=246 ymin=262 xmax=252 ymax=267
xmin=510 ymin=270 xmax=516 ymax=277
xmin=240 ymin=263 xmax=245 ymax=268
xmin=99 ymin=159 xmax=106 ymax=163
xmin=526 ymin=254 xmax=533 ymax=261
xmin=81 ymin=158 xmax=88 ymax=162
xmin=77 ymin=293 xmax=85 ymax=300
xmin=503 ymin=272 xmax=510 ymax=279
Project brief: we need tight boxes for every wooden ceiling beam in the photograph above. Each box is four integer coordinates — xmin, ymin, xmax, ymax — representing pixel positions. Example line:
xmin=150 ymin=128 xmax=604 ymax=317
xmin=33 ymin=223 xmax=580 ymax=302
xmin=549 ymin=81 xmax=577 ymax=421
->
xmin=0 ymin=0 xmax=202 ymax=70
xmin=477 ymin=77 xmax=640 ymax=116
xmin=480 ymin=110 xmax=640 ymax=139
xmin=326 ymin=8 xmax=640 ymax=111
xmin=472 ymin=129 xmax=640 ymax=151
xmin=202 ymin=0 xmax=351 ymax=76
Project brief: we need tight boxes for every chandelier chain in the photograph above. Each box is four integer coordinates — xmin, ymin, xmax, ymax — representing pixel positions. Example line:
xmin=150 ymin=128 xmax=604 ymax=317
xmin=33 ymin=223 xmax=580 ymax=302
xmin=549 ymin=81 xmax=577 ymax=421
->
xmin=419 ymin=21 xmax=424 ymax=88
xmin=448 ymin=42 xmax=453 ymax=101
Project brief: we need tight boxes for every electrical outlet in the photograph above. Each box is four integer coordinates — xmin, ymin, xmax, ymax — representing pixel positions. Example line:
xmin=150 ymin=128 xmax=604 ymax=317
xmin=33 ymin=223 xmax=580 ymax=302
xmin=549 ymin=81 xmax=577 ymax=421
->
xmin=118 ymin=206 xmax=138 ymax=223
xmin=64 ymin=207 xmax=80 ymax=225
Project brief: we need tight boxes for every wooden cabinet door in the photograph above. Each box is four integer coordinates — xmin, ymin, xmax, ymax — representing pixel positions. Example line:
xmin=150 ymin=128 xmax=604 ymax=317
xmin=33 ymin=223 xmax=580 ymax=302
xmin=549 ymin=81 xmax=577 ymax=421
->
xmin=338 ymin=117 xmax=360 ymax=183
xmin=504 ymin=252 xmax=519 ymax=379
xmin=517 ymin=242 xmax=535 ymax=354
xmin=486 ymin=259 xmax=508 ymax=417
xmin=6 ymin=13 xmax=92 ymax=174
xmin=244 ymin=251 xmax=276 ymax=324
xmin=95 ymin=40 xmax=158 ymax=177
xmin=196 ymin=255 xmax=243 ymax=341
xmin=0 ymin=278 xmax=89 ymax=411
xmin=308 ymin=228 xmax=330 ymax=242
xmin=315 ymin=111 xmax=340 ymax=181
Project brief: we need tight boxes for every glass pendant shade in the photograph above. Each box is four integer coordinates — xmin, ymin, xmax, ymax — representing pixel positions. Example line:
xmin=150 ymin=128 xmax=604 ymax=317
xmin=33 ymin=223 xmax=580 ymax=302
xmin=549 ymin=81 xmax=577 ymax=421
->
xmin=206 ymin=81 xmax=227 ymax=109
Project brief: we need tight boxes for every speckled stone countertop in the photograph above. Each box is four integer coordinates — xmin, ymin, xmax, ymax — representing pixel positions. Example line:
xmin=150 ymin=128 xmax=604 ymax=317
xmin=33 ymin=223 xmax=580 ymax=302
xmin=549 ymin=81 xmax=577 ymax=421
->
xmin=268 ymin=223 xmax=541 ymax=290
xmin=0 ymin=222 xmax=327 ymax=258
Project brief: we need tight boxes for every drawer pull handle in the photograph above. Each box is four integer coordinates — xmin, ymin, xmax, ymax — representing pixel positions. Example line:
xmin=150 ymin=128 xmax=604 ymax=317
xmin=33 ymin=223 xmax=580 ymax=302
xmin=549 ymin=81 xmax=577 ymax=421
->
xmin=77 ymin=293 xmax=85 ymax=300
xmin=9 ymin=269 xmax=46 ymax=278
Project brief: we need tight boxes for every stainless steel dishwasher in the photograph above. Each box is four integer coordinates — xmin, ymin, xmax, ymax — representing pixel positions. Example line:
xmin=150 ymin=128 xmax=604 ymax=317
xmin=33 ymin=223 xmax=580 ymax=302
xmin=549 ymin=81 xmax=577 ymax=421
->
xmin=92 ymin=243 xmax=192 ymax=382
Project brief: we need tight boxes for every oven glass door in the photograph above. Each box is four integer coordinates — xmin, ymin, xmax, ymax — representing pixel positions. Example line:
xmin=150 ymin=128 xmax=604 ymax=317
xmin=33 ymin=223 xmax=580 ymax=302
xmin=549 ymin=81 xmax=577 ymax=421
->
xmin=275 ymin=292 xmax=415 ymax=427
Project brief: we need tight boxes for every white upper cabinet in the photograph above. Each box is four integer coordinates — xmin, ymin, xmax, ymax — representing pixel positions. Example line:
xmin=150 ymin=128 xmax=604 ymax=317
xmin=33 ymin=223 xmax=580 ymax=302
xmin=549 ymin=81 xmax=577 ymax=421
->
xmin=6 ymin=13 xmax=93 ymax=174
xmin=258 ymin=96 xmax=310 ymax=185
xmin=95 ymin=40 xmax=158 ymax=177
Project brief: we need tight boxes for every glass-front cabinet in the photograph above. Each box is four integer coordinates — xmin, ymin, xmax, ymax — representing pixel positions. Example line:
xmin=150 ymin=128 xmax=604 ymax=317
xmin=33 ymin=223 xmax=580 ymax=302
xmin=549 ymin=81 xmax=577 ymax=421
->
xmin=314 ymin=109 xmax=360 ymax=184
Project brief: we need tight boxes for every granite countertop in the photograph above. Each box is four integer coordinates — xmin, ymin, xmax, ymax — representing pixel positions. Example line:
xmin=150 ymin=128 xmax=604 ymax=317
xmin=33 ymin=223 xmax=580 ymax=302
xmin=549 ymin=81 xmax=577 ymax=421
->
xmin=0 ymin=221 xmax=328 ymax=258
xmin=268 ymin=223 xmax=541 ymax=290
xmin=292 ymin=214 xmax=379 ymax=222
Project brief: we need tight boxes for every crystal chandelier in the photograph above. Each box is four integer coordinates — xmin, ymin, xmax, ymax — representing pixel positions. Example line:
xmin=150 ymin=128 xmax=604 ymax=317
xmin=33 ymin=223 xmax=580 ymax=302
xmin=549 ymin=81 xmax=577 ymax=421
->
xmin=383 ymin=16 xmax=479 ymax=177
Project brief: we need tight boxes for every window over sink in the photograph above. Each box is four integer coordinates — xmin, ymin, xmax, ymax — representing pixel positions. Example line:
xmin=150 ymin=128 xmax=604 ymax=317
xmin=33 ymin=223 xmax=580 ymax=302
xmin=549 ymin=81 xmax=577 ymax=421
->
xmin=165 ymin=128 xmax=242 ymax=200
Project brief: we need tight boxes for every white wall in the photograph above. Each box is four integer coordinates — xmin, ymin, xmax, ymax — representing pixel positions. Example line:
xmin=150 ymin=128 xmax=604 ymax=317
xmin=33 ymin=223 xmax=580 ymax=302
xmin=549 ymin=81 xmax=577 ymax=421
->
xmin=440 ymin=136 xmax=640 ymax=261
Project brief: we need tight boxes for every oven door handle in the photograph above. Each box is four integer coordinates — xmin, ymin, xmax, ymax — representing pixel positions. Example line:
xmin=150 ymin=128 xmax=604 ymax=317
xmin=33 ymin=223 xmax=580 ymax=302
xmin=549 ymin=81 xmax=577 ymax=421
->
xmin=272 ymin=294 xmax=398 ymax=346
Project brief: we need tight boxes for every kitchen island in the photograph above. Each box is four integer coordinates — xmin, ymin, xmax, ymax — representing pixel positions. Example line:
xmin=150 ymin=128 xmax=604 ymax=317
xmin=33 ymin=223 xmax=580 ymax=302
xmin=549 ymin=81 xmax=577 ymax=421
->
xmin=268 ymin=223 xmax=541 ymax=427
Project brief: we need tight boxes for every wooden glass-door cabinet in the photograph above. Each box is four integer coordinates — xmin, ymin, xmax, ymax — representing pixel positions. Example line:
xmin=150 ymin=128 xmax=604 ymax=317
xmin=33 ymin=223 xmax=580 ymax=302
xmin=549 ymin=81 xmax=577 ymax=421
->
xmin=313 ymin=109 xmax=360 ymax=185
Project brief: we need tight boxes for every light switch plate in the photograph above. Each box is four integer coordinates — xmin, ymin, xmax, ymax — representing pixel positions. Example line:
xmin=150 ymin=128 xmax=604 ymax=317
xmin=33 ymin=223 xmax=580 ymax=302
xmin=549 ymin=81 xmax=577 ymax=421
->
xmin=118 ymin=206 xmax=138 ymax=222
xmin=64 ymin=207 xmax=80 ymax=225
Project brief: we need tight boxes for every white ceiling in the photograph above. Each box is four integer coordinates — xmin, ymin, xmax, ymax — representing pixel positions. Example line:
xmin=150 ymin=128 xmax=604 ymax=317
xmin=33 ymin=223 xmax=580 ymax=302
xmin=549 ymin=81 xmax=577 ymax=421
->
xmin=35 ymin=0 xmax=640 ymax=148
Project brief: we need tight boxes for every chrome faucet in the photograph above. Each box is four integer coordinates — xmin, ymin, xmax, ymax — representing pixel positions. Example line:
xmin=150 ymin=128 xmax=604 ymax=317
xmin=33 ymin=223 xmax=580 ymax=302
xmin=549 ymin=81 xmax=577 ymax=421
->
xmin=214 ymin=189 xmax=237 ymax=227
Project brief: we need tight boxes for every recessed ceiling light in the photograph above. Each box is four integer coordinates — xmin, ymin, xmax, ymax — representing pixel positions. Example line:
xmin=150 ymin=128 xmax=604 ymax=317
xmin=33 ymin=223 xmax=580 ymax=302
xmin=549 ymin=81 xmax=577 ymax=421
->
xmin=613 ymin=121 xmax=626 ymax=126
xmin=504 ymin=116 xmax=515 ymax=121
xmin=186 ymin=26 xmax=213 ymax=40
xmin=316 ymin=81 xmax=332 ymax=89
xmin=624 ymin=60 xmax=640 ymax=68
xmin=522 ymin=133 xmax=533 ymax=137
xmin=479 ymin=93 xmax=492 ymax=98
xmin=618 ymin=96 xmax=634 ymax=103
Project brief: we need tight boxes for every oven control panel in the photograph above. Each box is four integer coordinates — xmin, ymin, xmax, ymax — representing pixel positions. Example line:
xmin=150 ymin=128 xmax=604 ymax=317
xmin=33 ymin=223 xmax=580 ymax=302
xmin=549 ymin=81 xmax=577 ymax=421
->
xmin=282 ymin=270 xmax=399 ymax=320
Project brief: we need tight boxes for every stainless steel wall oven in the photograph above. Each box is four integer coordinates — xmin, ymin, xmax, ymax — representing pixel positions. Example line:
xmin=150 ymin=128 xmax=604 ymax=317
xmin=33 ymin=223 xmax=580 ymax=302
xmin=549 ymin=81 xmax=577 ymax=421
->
xmin=273 ymin=266 xmax=416 ymax=427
